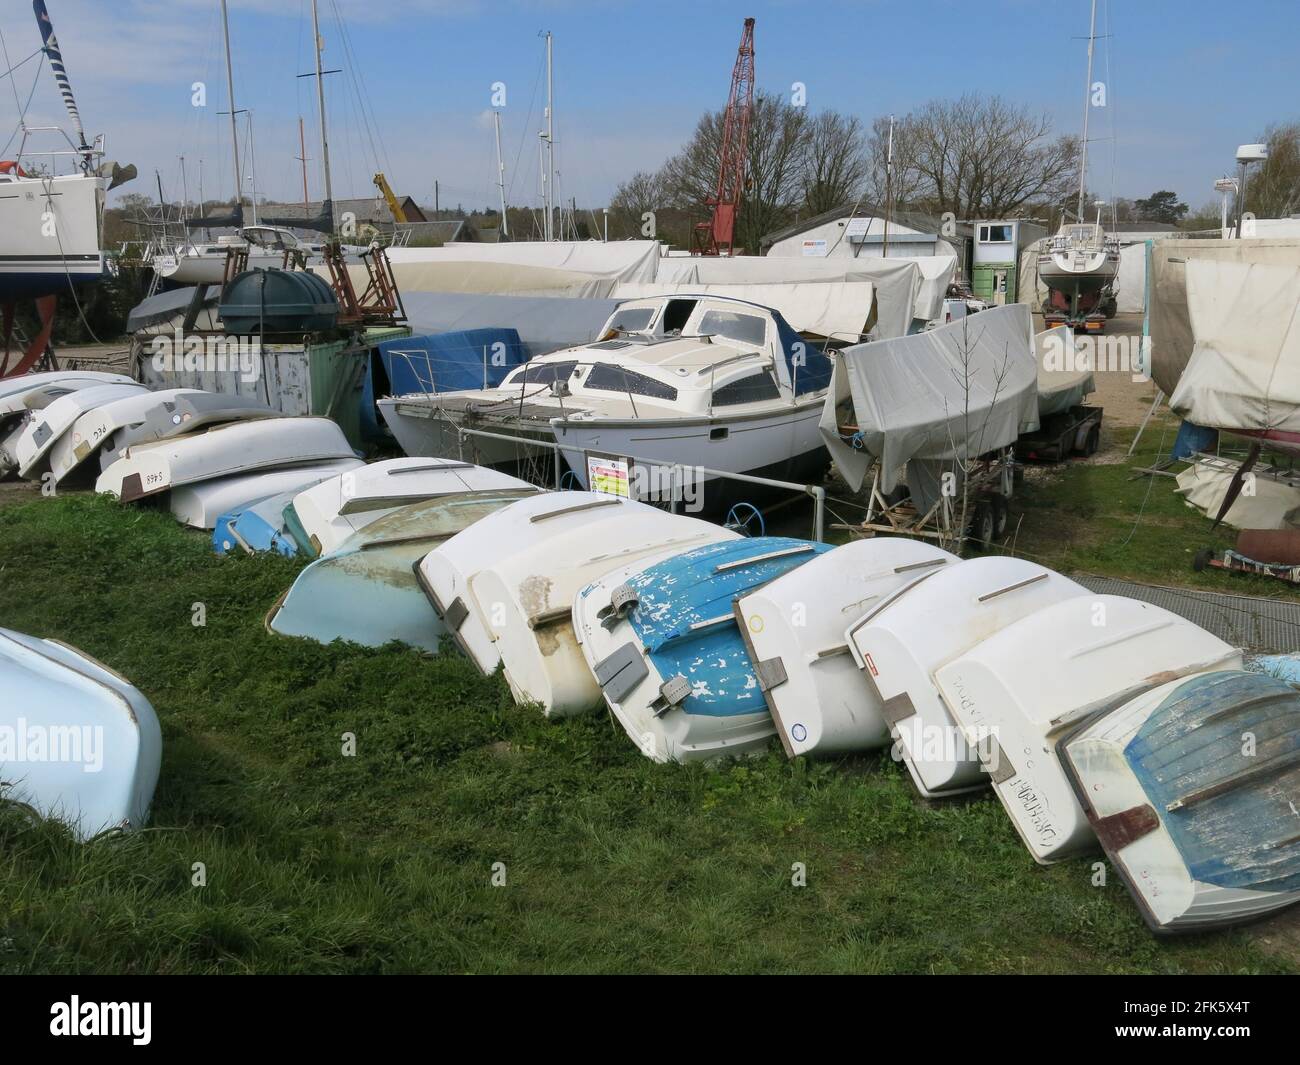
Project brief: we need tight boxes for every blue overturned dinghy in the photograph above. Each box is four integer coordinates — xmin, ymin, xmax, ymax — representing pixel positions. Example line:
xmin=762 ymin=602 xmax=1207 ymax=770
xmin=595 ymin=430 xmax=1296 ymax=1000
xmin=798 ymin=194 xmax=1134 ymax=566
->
xmin=212 ymin=488 xmax=304 ymax=557
xmin=1059 ymin=669 xmax=1300 ymax=933
xmin=573 ymin=536 xmax=833 ymax=763
xmin=0 ymin=629 xmax=162 ymax=841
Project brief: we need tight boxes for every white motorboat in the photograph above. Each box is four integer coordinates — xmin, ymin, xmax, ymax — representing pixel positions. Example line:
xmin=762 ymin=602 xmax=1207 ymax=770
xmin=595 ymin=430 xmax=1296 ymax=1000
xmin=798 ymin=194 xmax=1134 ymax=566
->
xmin=149 ymin=226 xmax=337 ymax=287
xmin=168 ymin=458 xmax=363 ymax=530
xmin=0 ymin=627 xmax=161 ymax=841
xmin=378 ymin=294 xmax=834 ymax=510
xmin=1058 ymin=669 xmax=1300 ymax=933
xmin=573 ymin=537 xmax=831 ymax=763
xmin=416 ymin=491 xmax=736 ymax=712
xmin=46 ymin=388 xmax=204 ymax=484
xmin=14 ymin=382 xmax=149 ymax=479
xmin=845 ymin=556 xmax=1086 ymax=798
xmin=268 ymin=488 xmax=537 ymax=652
xmin=96 ymin=416 xmax=356 ymax=502
xmin=935 ymin=595 xmax=1239 ymax=863
xmin=733 ymin=538 xmax=960 ymax=759
xmin=284 ymin=457 xmax=535 ymax=557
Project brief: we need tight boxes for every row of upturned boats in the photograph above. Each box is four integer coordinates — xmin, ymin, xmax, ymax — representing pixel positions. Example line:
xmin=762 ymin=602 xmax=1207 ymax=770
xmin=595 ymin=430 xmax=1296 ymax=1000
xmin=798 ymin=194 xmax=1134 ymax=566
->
xmin=2 ymin=369 xmax=1299 ymax=936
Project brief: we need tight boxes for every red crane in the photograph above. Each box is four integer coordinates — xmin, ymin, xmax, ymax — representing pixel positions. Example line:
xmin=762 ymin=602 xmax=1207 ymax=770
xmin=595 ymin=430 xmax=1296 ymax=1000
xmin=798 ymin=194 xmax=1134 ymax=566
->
xmin=692 ymin=17 xmax=755 ymax=256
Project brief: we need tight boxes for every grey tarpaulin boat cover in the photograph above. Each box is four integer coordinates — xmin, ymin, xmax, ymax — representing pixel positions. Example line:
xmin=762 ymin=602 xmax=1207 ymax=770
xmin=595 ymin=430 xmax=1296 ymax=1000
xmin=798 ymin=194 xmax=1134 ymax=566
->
xmin=1035 ymin=325 xmax=1095 ymax=417
xmin=402 ymin=292 xmax=620 ymax=358
xmin=820 ymin=303 xmax=1039 ymax=492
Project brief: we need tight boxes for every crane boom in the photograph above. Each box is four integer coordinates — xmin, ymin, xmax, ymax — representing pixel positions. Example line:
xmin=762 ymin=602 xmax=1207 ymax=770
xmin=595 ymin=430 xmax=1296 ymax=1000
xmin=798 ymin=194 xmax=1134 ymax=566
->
xmin=693 ymin=17 xmax=755 ymax=256
xmin=373 ymin=172 xmax=407 ymax=224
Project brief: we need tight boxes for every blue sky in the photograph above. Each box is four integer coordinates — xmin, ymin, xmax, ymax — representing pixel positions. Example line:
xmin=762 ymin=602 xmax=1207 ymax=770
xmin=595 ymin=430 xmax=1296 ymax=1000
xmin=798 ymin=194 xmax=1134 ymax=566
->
xmin=2 ymin=0 xmax=1294 ymax=214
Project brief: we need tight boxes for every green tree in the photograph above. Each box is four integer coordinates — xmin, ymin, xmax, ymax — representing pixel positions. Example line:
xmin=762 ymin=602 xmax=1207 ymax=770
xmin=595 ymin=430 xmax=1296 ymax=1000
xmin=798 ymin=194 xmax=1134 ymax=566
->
xmin=1132 ymin=190 xmax=1188 ymax=224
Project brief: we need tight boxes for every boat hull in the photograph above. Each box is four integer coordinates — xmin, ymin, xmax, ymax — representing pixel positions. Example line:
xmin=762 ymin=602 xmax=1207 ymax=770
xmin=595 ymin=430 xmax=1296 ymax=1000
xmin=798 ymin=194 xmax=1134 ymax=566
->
xmin=0 ymin=174 xmax=106 ymax=301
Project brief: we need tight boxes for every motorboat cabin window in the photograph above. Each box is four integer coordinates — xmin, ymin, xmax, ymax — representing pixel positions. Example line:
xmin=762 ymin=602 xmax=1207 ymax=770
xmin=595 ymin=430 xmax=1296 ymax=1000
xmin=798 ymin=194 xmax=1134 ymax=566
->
xmin=585 ymin=364 xmax=678 ymax=402
xmin=711 ymin=372 xmax=780 ymax=407
xmin=661 ymin=299 xmax=697 ymax=334
xmin=979 ymin=224 xmax=1013 ymax=242
xmin=697 ymin=309 xmax=766 ymax=347
xmin=607 ymin=306 xmax=655 ymax=334
xmin=506 ymin=360 xmax=579 ymax=387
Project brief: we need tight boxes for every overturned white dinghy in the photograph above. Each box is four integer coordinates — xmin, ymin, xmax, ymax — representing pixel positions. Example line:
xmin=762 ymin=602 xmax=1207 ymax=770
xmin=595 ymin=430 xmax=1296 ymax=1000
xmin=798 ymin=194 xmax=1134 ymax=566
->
xmin=15 ymin=382 xmax=151 ymax=479
xmin=846 ymin=556 xmax=1086 ymax=798
xmin=47 ymin=388 xmax=205 ymax=485
xmin=2 ymin=373 xmax=138 ymax=477
xmin=104 ymin=391 xmax=279 ymax=462
xmin=96 ymin=417 xmax=357 ymax=502
xmin=417 ymin=492 xmax=737 ymax=714
xmin=1059 ymin=669 xmax=1300 ymax=933
xmin=0 ymin=628 xmax=162 ymax=841
xmin=269 ymin=487 xmax=539 ymax=651
xmin=284 ymin=458 xmax=535 ymax=557
xmin=734 ymin=538 xmax=960 ymax=759
xmin=169 ymin=458 xmax=364 ymax=530
xmin=936 ymin=595 xmax=1239 ymax=863
xmin=574 ymin=536 xmax=831 ymax=763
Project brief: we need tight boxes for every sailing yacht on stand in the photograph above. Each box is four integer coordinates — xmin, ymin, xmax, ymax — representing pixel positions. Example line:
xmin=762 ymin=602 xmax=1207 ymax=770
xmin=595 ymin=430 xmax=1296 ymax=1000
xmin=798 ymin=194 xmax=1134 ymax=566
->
xmin=1038 ymin=0 xmax=1120 ymax=332
xmin=1 ymin=1 xmax=135 ymax=376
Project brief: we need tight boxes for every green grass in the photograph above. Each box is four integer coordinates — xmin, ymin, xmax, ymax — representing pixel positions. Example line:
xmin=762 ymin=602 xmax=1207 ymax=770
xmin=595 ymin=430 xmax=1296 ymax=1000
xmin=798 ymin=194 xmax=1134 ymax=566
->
xmin=0 ymin=474 xmax=1296 ymax=974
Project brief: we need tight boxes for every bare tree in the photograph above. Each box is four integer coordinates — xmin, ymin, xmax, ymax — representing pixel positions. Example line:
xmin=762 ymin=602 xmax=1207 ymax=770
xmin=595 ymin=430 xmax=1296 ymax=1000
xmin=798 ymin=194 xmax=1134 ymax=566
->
xmin=609 ymin=169 xmax=668 ymax=236
xmin=1247 ymin=122 xmax=1300 ymax=219
xmin=659 ymin=91 xmax=808 ymax=251
xmin=801 ymin=111 xmax=869 ymax=216
xmin=871 ymin=95 xmax=1080 ymax=218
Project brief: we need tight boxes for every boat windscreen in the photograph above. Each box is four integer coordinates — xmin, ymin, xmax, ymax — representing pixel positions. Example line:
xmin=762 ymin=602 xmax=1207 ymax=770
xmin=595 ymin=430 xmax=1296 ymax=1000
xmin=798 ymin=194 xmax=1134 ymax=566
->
xmin=608 ymin=306 xmax=655 ymax=333
xmin=507 ymin=360 xmax=578 ymax=387
xmin=585 ymin=364 xmax=678 ymax=401
xmin=698 ymin=309 xmax=767 ymax=346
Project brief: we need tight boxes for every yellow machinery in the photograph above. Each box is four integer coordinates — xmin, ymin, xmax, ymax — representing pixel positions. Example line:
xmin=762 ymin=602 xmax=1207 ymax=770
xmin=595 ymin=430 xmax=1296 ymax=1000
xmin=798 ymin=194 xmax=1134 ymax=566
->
xmin=373 ymin=173 xmax=407 ymax=224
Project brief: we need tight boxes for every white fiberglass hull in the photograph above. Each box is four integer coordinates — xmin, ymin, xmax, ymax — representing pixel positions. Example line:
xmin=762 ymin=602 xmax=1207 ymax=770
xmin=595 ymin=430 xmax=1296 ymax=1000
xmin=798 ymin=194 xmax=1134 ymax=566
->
xmin=0 ymin=173 xmax=106 ymax=299
xmin=846 ymin=557 xmax=1087 ymax=798
xmin=169 ymin=459 xmax=363 ymax=530
xmin=734 ymin=538 xmax=960 ymax=758
xmin=287 ymin=457 xmax=534 ymax=557
xmin=0 ymin=627 xmax=161 ymax=841
xmin=47 ymin=388 xmax=204 ymax=484
xmin=418 ymin=492 xmax=736 ymax=716
xmin=936 ymin=596 xmax=1239 ymax=864
xmin=96 ymin=417 xmax=356 ymax=502
xmin=14 ymin=383 xmax=150 ymax=479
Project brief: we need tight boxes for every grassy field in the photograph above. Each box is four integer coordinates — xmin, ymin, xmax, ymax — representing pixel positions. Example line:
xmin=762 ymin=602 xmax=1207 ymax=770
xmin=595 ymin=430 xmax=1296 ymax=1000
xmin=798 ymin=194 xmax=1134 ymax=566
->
xmin=1 ymin=414 xmax=1297 ymax=974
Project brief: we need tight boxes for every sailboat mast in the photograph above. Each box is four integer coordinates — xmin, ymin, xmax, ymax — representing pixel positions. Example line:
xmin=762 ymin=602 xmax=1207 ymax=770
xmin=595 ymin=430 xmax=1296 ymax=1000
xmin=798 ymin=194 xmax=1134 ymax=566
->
xmin=220 ymin=0 xmax=243 ymax=214
xmin=311 ymin=0 xmax=334 ymax=225
xmin=545 ymin=31 xmax=554 ymax=241
xmin=1076 ymin=0 xmax=1097 ymax=220
xmin=494 ymin=110 xmax=509 ymax=239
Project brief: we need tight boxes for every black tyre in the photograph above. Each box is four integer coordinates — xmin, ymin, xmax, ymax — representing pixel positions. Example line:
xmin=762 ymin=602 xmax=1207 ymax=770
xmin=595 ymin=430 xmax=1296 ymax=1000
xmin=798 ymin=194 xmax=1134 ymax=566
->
xmin=1192 ymin=548 xmax=1212 ymax=573
xmin=990 ymin=493 xmax=1009 ymax=538
xmin=969 ymin=500 xmax=995 ymax=547
xmin=1083 ymin=424 xmax=1101 ymax=456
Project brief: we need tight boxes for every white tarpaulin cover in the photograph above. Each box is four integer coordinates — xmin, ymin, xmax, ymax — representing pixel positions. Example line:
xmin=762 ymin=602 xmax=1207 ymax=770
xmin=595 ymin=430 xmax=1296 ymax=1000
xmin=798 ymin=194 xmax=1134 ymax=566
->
xmin=1150 ymin=237 xmax=1300 ymax=394
xmin=1175 ymin=460 xmax=1300 ymax=530
xmin=655 ymin=254 xmax=954 ymax=338
xmin=1168 ymin=259 xmax=1300 ymax=443
xmin=609 ymin=281 xmax=874 ymax=340
xmin=328 ymin=240 xmax=662 ymax=299
xmin=1116 ymin=242 xmax=1147 ymax=313
xmin=1035 ymin=325 xmax=1096 ymax=416
xmin=820 ymin=303 xmax=1039 ymax=491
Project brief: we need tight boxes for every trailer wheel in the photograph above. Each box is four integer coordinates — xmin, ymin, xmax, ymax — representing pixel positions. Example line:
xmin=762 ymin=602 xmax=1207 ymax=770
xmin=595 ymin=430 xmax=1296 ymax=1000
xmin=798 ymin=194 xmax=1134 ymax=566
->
xmin=1082 ymin=424 xmax=1101 ymax=456
xmin=1192 ymin=548 xmax=1212 ymax=573
xmin=990 ymin=493 xmax=1009 ymax=538
xmin=969 ymin=500 xmax=995 ymax=548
